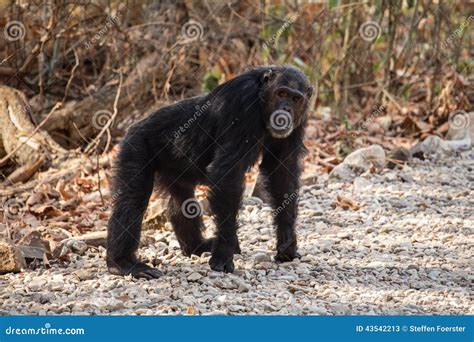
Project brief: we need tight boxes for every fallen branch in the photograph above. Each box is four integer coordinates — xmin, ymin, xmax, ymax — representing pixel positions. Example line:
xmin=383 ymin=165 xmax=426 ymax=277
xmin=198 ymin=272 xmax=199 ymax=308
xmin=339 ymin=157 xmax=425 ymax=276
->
xmin=0 ymin=102 xmax=62 ymax=167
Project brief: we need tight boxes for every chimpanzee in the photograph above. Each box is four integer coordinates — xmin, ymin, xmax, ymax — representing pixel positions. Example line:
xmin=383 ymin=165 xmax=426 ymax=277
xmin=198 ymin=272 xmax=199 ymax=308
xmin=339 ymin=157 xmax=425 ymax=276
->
xmin=107 ymin=65 xmax=314 ymax=279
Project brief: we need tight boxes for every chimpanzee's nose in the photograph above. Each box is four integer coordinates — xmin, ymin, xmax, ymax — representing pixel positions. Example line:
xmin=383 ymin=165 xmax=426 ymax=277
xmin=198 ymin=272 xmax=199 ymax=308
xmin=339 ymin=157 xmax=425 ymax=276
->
xmin=282 ymin=104 xmax=291 ymax=112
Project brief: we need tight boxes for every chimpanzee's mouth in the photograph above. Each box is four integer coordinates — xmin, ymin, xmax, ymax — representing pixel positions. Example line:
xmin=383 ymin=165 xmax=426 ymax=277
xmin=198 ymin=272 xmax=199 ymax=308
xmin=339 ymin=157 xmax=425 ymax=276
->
xmin=267 ymin=109 xmax=294 ymax=138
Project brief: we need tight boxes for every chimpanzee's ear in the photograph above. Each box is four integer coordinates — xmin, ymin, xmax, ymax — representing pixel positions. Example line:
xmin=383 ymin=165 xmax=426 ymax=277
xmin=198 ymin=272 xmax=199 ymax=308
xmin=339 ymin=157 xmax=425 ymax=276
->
xmin=262 ymin=70 xmax=274 ymax=83
xmin=307 ymin=86 xmax=314 ymax=99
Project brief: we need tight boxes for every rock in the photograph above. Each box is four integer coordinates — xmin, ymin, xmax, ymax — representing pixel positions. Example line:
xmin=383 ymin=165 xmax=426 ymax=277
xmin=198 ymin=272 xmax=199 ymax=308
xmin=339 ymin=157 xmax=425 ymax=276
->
xmin=288 ymin=284 xmax=307 ymax=293
xmin=252 ymin=252 xmax=272 ymax=264
xmin=387 ymin=147 xmax=411 ymax=169
xmin=49 ymin=281 xmax=64 ymax=291
xmin=329 ymin=163 xmax=355 ymax=182
xmin=70 ymin=240 xmax=88 ymax=255
xmin=385 ymin=172 xmax=398 ymax=182
xmin=18 ymin=245 xmax=46 ymax=261
xmin=237 ymin=283 xmax=251 ymax=293
xmin=343 ymin=144 xmax=385 ymax=169
xmin=300 ymin=209 xmax=323 ymax=217
xmin=72 ymin=269 xmax=95 ymax=281
xmin=398 ymin=172 xmax=414 ymax=183
xmin=428 ymin=270 xmax=440 ymax=280
xmin=204 ymin=310 xmax=227 ymax=315
xmin=331 ymin=304 xmax=350 ymax=314
xmin=155 ymin=242 xmax=168 ymax=254
xmin=32 ymin=293 xmax=55 ymax=304
xmin=404 ymin=304 xmax=423 ymax=312
xmin=105 ymin=298 xmax=125 ymax=311
xmin=391 ymin=198 xmax=408 ymax=208
xmin=28 ymin=278 xmax=47 ymax=291
xmin=411 ymin=135 xmax=471 ymax=160
xmin=0 ymin=238 xmax=26 ymax=274
xmin=302 ymin=172 xmax=319 ymax=185
xmin=330 ymin=145 xmax=385 ymax=181
xmin=353 ymin=177 xmax=372 ymax=191
xmin=336 ymin=232 xmax=352 ymax=240
xmin=306 ymin=305 xmax=328 ymax=315
xmin=242 ymin=197 xmax=264 ymax=207
xmin=311 ymin=204 xmax=325 ymax=215
xmin=187 ymin=272 xmax=203 ymax=282
xmin=163 ymin=222 xmax=174 ymax=231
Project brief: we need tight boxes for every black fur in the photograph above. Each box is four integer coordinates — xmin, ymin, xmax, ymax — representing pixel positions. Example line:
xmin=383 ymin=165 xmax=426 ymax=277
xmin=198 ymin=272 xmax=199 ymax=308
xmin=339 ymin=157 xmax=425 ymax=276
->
xmin=107 ymin=65 xmax=313 ymax=278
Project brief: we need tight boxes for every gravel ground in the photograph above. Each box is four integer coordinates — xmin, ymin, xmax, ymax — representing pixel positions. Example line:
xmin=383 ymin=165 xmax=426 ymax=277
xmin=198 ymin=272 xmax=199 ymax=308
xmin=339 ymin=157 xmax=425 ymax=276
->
xmin=1 ymin=153 xmax=473 ymax=315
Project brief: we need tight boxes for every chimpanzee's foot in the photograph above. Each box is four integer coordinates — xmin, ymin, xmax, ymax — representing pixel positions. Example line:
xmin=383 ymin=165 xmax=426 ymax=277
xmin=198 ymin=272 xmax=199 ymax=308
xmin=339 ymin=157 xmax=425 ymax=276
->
xmin=209 ymin=243 xmax=235 ymax=273
xmin=209 ymin=255 xmax=235 ymax=273
xmin=107 ymin=258 xmax=162 ymax=279
xmin=274 ymin=250 xmax=301 ymax=263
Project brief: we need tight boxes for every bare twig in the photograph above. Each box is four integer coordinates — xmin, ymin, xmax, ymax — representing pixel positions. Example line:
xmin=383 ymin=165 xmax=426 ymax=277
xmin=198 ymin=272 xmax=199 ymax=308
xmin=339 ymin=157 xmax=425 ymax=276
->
xmin=61 ymin=48 xmax=80 ymax=103
xmin=84 ymin=72 xmax=123 ymax=155
xmin=382 ymin=88 xmax=403 ymax=113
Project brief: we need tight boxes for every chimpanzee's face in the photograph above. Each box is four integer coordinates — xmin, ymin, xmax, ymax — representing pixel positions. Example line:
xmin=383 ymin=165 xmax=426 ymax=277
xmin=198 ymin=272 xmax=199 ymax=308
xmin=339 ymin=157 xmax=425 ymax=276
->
xmin=261 ymin=67 xmax=313 ymax=139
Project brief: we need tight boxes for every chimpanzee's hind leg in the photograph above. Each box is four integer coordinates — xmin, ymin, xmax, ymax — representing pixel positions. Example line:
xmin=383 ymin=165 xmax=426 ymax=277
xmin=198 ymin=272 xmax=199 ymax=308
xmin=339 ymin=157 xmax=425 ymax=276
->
xmin=106 ymin=145 xmax=162 ymax=279
xmin=167 ymin=182 xmax=213 ymax=256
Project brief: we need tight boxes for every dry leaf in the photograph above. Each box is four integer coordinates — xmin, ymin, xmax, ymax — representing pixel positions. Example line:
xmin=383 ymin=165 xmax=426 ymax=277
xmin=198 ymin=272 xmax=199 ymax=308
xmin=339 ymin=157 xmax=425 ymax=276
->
xmin=56 ymin=178 xmax=74 ymax=200
xmin=31 ymin=204 xmax=63 ymax=218
xmin=26 ymin=192 xmax=46 ymax=206
xmin=336 ymin=194 xmax=360 ymax=210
